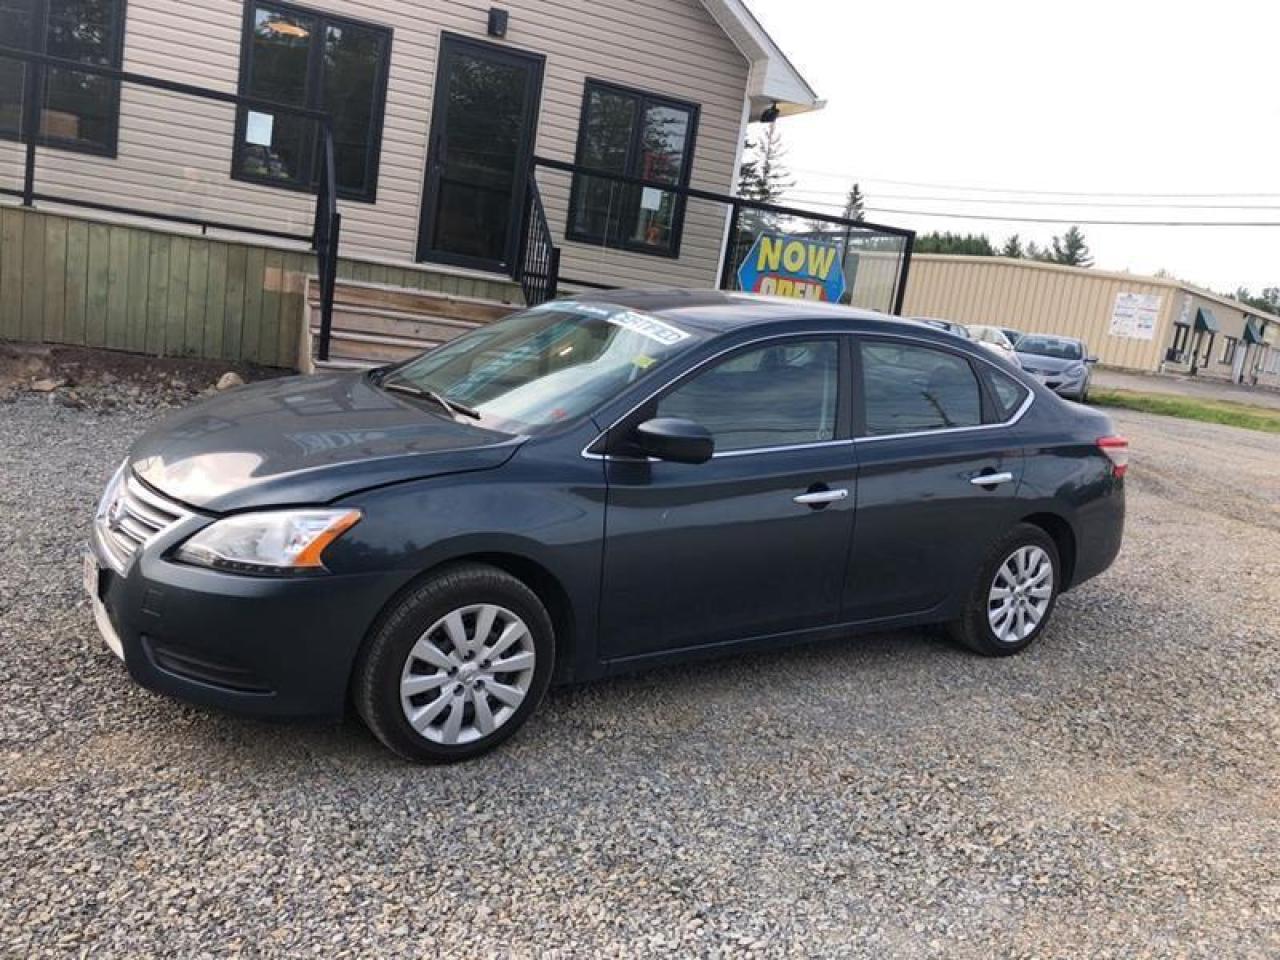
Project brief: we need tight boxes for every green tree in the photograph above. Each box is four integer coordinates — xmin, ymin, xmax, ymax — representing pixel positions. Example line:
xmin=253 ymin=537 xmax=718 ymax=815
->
xmin=1000 ymin=234 xmax=1024 ymax=258
xmin=1234 ymin=287 xmax=1280 ymax=314
xmin=736 ymin=123 xmax=793 ymax=205
xmin=914 ymin=231 xmax=997 ymax=256
xmin=842 ymin=183 xmax=866 ymax=222
xmin=1050 ymin=226 xmax=1093 ymax=267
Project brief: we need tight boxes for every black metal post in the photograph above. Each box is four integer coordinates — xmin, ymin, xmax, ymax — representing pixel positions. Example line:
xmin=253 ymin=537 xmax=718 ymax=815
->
xmin=318 ymin=212 xmax=340 ymax=363
xmin=718 ymin=202 xmax=741 ymax=291
xmin=21 ymin=61 xmax=40 ymax=206
xmin=893 ymin=233 xmax=915 ymax=316
xmin=546 ymin=247 xmax=561 ymax=301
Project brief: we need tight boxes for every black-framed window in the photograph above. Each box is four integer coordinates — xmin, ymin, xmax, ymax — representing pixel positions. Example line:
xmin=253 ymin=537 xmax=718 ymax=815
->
xmin=0 ymin=0 xmax=127 ymax=156
xmin=1171 ymin=322 xmax=1190 ymax=356
xmin=1220 ymin=336 xmax=1238 ymax=365
xmin=567 ymin=80 xmax=699 ymax=258
xmin=233 ymin=0 xmax=391 ymax=202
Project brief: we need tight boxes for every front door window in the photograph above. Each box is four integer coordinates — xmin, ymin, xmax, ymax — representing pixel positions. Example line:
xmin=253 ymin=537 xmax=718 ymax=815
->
xmin=656 ymin=340 xmax=839 ymax=452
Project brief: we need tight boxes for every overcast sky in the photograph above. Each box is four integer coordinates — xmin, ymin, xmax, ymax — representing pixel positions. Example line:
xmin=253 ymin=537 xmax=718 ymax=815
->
xmin=747 ymin=0 xmax=1278 ymax=294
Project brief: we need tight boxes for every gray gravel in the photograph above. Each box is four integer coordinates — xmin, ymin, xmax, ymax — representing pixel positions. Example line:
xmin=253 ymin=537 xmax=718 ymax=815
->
xmin=1 ymin=395 xmax=1277 ymax=958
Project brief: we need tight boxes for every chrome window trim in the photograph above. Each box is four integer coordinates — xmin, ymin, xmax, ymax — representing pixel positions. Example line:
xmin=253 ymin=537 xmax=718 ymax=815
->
xmin=580 ymin=326 xmax=1035 ymax=462
xmin=854 ymin=389 xmax=1033 ymax=444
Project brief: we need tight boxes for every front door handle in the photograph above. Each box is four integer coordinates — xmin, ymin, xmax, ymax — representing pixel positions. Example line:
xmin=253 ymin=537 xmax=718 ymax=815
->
xmin=970 ymin=471 xmax=1014 ymax=487
xmin=793 ymin=488 xmax=849 ymax=506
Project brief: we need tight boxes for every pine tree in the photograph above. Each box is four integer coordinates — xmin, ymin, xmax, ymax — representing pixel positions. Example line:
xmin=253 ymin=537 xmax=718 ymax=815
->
xmin=1050 ymin=226 xmax=1093 ymax=267
xmin=736 ymin=123 xmax=793 ymax=205
xmin=915 ymin=232 xmax=996 ymax=256
xmin=1025 ymin=241 xmax=1052 ymax=262
xmin=1000 ymin=234 xmax=1024 ymax=259
xmin=842 ymin=183 xmax=865 ymax=222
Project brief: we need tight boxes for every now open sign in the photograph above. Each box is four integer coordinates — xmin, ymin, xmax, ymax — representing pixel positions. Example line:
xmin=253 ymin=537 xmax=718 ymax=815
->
xmin=736 ymin=233 xmax=847 ymax=303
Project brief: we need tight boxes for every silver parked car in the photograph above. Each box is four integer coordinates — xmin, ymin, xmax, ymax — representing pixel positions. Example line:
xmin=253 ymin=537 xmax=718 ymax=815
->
xmin=967 ymin=325 xmax=1022 ymax=367
xmin=1014 ymin=334 xmax=1097 ymax=402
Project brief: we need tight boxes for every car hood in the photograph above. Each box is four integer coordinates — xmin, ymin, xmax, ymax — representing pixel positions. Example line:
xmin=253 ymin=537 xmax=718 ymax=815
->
xmin=1016 ymin=353 xmax=1081 ymax=373
xmin=129 ymin=373 xmax=522 ymax=512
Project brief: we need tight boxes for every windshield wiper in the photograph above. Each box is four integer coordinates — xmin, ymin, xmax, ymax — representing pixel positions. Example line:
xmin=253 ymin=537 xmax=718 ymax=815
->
xmin=378 ymin=378 xmax=481 ymax=420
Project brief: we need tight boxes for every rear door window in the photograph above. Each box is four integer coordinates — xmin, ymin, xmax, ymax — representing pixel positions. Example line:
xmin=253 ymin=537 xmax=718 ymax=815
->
xmin=858 ymin=341 xmax=983 ymax=436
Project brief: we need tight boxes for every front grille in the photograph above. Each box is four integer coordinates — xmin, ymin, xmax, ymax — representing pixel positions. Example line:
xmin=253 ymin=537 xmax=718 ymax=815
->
xmin=96 ymin=471 xmax=189 ymax=572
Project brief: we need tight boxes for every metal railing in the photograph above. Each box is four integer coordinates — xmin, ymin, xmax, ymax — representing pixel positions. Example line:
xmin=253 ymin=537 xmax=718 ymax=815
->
xmin=0 ymin=44 xmax=341 ymax=357
xmin=530 ymin=156 xmax=916 ymax=314
xmin=515 ymin=173 xmax=561 ymax=306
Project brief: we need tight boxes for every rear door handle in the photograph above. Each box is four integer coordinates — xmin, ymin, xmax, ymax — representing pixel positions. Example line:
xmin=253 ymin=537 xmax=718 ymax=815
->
xmin=793 ymin=488 xmax=849 ymax=505
xmin=970 ymin=471 xmax=1014 ymax=487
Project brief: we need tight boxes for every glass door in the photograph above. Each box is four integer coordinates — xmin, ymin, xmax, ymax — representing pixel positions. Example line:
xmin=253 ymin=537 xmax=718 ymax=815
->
xmin=417 ymin=35 xmax=544 ymax=273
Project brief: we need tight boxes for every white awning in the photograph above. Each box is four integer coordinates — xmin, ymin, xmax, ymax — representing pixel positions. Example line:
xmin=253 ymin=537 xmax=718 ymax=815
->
xmin=700 ymin=0 xmax=825 ymax=120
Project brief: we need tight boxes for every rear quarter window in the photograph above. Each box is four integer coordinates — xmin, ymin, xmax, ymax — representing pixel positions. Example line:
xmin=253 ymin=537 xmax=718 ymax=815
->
xmin=985 ymin=367 xmax=1030 ymax=422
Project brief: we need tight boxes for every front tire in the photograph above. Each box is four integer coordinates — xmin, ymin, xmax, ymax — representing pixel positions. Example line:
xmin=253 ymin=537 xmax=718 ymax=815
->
xmin=353 ymin=564 xmax=555 ymax=763
xmin=948 ymin=524 xmax=1060 ymax=656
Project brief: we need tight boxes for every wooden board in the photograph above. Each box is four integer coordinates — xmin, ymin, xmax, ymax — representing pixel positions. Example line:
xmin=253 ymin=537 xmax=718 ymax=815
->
xmin=0 ymin=206 xmax=525 ymax=369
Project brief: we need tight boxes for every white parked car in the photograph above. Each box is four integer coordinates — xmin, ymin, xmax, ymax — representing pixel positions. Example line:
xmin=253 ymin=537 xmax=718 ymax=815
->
xmin=967 ymin=325 xmax=1022 ymax=367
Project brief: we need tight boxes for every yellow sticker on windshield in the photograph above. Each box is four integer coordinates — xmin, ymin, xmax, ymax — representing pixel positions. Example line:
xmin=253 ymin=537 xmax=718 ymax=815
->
xmin=633 ymin=355 xmax=656 ymax=369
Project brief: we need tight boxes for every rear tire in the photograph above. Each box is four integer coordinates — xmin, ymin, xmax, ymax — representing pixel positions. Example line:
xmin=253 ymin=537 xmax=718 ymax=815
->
xmin=353 ymin=563 xmax=554 ymax=763
xmin=948 ymin=523 xmax=1060 ymax=657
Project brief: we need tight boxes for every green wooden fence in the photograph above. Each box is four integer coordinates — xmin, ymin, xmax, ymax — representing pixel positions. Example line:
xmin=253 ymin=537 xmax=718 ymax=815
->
xmin=0 ymin=206 xmax=521 ymax=369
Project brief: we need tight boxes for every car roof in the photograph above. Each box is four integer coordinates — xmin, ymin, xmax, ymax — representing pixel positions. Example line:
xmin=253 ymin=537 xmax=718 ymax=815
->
xmin=572 ymin=289 xmax=959 ymax=343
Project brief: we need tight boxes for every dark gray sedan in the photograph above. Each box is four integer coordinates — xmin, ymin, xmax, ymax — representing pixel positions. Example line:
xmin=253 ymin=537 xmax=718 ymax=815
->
xmin=86 ymin=292 xmax=1127 ymax=762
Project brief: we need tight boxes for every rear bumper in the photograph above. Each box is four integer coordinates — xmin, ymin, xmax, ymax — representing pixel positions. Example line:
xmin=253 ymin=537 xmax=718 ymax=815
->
xmin=88 ymin=528 xmax=400 ymax=720
xmin=1068 ymin=481 xmax=1125 ymax=589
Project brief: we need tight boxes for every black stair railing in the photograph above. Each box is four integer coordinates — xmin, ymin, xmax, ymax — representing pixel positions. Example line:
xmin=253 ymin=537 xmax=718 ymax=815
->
xmin=516 ymin=173 xmax=561 ymax=307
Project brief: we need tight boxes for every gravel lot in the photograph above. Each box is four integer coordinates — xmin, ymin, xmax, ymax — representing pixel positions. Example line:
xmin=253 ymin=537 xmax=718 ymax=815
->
xmin=1 ymin=392 xmax=1277 ymax=958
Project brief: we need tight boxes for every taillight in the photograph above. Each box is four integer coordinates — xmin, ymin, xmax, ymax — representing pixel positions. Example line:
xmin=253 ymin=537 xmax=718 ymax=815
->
xmin=1097 ymin=436 xmax=1129 ymax=478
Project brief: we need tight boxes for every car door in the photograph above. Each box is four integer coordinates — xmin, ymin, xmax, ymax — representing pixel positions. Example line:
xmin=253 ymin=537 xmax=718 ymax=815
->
xmin=843 ymin=335 xmax=1029 ymax=622
xmin=597 ymin=335 xmax=857 ymax=662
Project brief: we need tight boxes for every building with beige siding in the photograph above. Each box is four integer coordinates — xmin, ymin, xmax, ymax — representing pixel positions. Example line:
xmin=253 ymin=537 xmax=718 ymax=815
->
xmin=0 ymin=0 xmax=828 ymax=367
xmin=903 ymin=255 xmax=1280 ymax=388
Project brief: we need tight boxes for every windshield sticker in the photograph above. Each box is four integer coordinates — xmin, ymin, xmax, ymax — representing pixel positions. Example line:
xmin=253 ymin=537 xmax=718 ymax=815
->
xmin=632 ymin=355 xmax=657 ymax=369
xmin=606 ymin=311 xmax=691 ymax=346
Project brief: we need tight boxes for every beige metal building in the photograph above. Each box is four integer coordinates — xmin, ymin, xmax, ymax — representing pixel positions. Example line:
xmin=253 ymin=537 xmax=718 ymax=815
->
xmin=903 ymin=255 xmax=1280 ymax=388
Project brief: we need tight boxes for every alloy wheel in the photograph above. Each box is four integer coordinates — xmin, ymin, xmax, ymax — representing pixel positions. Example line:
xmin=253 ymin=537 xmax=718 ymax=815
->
xmin=399 ymin=604 xmax=536 ymax=745
xmin=987 ymin=545 xmax=1054 ymax=644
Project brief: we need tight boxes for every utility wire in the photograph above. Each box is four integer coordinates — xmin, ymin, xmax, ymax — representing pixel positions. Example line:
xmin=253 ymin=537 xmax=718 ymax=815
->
xmin=859 ymin=207 xmax=1280 ymax=227
xmin=786 ymin=190 xmax=1280 ymax=211
xmin=787 ymin=168 xmax=1280 ymax=200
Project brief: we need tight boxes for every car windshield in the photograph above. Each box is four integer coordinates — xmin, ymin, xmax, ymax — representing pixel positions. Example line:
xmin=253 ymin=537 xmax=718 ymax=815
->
xmin=377 ymin=301 xmax=701 ymax=434
xmin=1016 ymin=336 xmax=1082 ymax=360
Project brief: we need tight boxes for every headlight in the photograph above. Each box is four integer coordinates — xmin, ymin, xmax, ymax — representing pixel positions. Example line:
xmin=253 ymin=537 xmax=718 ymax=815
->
xmin=175 ymin=509 xmax=361 ymax=575
xmin=1064 ymin=363 xmax=1086 ymax=378
xmin=96 ymin=460 xmax=128 ymax=521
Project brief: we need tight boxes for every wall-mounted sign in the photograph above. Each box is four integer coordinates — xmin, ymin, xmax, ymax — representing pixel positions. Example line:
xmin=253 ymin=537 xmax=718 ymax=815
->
xmin=1110 ymin=291 xmax=1160 ymax=340
xmin=736 ymin=234 xmax=847 ymax=302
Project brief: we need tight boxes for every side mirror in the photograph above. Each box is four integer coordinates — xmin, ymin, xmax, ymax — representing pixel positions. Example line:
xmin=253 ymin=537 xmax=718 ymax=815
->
xmin=1085 ymin=355 xmax=1099 ymax=364
xmin=633 ymin=417 xmax=714 ymax=464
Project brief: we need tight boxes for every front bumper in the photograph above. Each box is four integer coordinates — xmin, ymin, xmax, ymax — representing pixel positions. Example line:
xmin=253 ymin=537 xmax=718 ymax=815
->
xmin=87 ymin=521 xmax=401 ymax=720
xmin=1028 ymin=370 xmax=1087 ymax=399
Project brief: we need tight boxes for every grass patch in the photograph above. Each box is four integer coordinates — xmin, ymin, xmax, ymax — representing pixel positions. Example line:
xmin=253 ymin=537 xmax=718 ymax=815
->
xmin=1091 ymin=388 xmax=1280 ymax=434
